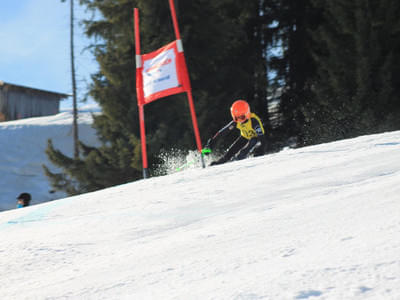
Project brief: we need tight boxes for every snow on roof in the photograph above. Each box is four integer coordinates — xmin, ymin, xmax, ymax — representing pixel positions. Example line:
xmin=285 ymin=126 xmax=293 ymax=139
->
xmin=0 ymin=80 xmax=70 ymax=99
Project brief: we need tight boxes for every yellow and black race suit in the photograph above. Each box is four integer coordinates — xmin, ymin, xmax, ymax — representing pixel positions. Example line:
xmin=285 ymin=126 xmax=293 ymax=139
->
xmin=208 ymin=113 xmax=266 ymax=165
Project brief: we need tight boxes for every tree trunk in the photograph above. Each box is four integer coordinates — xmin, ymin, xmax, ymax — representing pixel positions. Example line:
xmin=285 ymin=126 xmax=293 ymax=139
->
xmin=70 ymin=0 xmax=79 ymax=159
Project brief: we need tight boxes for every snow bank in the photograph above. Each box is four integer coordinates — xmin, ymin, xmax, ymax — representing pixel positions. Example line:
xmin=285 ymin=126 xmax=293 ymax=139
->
xmin=0 ymin=109 xmax=99 ymax=210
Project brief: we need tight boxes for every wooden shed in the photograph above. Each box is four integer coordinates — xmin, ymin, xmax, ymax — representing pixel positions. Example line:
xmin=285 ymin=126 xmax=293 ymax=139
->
xmin=0 ymin=80 xmax=69 ymax=122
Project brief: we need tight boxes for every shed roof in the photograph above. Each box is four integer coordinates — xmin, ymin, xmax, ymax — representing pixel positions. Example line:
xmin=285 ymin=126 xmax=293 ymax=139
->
xmin=0 ymin=80 xmax=70 ymax=100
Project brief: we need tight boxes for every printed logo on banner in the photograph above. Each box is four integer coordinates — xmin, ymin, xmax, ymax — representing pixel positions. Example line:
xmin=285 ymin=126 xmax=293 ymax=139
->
xmin=142 ymin=48 xmax=179 ymax=98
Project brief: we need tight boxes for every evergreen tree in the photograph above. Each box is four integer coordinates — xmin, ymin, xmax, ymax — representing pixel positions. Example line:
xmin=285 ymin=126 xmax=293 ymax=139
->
xmin=303 ymin=0 xmax=400 ymax=144
xmin=180 ymin=0 xmax=271 ymax=149
xmin=45 ymin=0 xmax=143 ymax=194
xmin=263 ymin=0 xmax=320 ymax=148
xmin=44 ymin=0 xmax=271 ymax=195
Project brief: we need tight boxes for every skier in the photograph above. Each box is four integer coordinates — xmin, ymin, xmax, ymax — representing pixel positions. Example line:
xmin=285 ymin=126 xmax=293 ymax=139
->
xmin=205 ymin=100 xmax=266 ymax=166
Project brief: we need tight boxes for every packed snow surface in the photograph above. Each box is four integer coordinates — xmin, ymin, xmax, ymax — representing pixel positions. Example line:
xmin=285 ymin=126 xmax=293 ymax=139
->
xmin=1 ymin=130 xmax=400 ymax=299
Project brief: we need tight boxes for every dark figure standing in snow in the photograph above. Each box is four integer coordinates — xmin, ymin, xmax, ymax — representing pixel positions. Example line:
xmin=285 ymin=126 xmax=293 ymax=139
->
xmin=205 ymin=100 xmax=266 ymax=166
xmin=16 ymin=192 xmax=31 ymax=208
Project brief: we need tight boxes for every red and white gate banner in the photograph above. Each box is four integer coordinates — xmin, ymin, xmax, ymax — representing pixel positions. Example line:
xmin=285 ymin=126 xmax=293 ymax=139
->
xmin=138 ymin=40 xmax=190 ymax=105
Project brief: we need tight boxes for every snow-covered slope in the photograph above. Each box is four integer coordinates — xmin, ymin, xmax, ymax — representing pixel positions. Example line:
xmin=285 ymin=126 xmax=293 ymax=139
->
xmin=0 ymin=130 xmax=399 ymax=299
xmin=0 ymin=108 xmax=99 ymax=211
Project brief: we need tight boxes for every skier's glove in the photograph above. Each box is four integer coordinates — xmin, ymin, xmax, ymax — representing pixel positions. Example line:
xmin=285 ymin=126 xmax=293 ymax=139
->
xmin=202 ymin=148 xmax=212 ymax=156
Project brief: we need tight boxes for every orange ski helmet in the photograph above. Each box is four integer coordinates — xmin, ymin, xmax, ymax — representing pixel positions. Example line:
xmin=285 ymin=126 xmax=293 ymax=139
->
xmin=231 ymin=100 xmax=251 ymax=123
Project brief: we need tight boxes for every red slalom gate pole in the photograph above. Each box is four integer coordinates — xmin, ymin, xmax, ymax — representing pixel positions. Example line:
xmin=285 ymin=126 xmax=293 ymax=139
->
xmin=134 ymin=8 xmax=149 ymax=178
xmin=168 ymin=0 xmax=181 ymax=40
xmin=168 ymin=0 xmax=205 ymax=168
xmin=187 ymin=90 xmax=205 ymax=168
xmin=138 ymin=105 xmax=149 ymax=178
